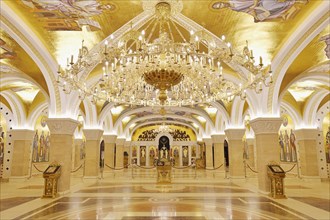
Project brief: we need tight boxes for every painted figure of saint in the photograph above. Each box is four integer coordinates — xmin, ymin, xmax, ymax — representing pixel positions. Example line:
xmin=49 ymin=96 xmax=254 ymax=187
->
xmin=141 ymin=148 xmax=146 ymax=158
xmin=183 ymin=147 xmax=188 ymax=158
xmin=279 ymin=131 xmax=285 ymax=161
xmin=289 ymin=129 xmax=297 ymax=162
xmin=284 ymin=130 xmax=291 ymax=161
xmin=44 ymin=132 xmax=50 ymax=161
xmin=212 ymin=0 xmax=308 ymax=22
xmin=32 ymin=130 xmax=39 ymax=162
xmin=39 ymin=131 xmax=45 ymax=162
xmin=132 ymin=146 xmax=137 ymax=157
xmin=192 ymin=146 xmax=196 ymax=157
xmin=150 ymin=148 xmax=155 ymax=158
xmin=25 ymin=0 xmax=113 ymax=17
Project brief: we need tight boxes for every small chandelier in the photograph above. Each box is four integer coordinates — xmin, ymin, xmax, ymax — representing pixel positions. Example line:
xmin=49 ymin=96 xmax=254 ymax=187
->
xmin=57 ymin=2 xmax=272 ymax=107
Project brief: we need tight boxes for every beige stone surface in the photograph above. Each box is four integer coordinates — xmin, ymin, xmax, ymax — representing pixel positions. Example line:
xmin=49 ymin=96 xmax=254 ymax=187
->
xmin=83 ymin=129 xmax=104 ymax=178
xmin=10 ymin=130 xmax=35 ymax=178
xmin=295 ymin=129 xmax=319 ymax=177
xmin=225 ymin=129 xmax=245 ymax=178
xmin=250 ymin=117 xmax=282 ymax=193
xmin=47 ymin=118 xmax=78 ymax=193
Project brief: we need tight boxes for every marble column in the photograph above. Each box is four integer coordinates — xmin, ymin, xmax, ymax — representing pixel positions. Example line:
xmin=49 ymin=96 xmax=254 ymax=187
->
xmin=115 ymin=138 xmax=125 ymax=168
xmin=246 ymin=138 xmax=255 ymax=168
xmin=47 ymin=118 xmax=78 ymax=193
xmin=83 ymin=129 xmax=103 ymax=178
xmin=250 ymin=117 xmax=282 ymax=193
xmin=73 ymin=138 xmax=83 ymax=169
xmin=103 ymin=135 xmax=116 ymax=168
xmin=211 ymin=134 xmax=226 ymax=171
xmin=203 ymin=138 xmax=213 ymax=169
xmin=10 ymin=129 xmax=35 ymax=178
xmin=225 ymin=129 xmax=245 ymax=178
xmin=295 ymin=129 xmax=319 ymax=178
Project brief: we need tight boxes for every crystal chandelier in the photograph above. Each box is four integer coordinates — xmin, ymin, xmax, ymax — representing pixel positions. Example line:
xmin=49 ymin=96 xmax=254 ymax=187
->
xmin=154 ymin=122 xmax=174 ymax=134
xmin=57 ymin=2 xmax=272 ymax=107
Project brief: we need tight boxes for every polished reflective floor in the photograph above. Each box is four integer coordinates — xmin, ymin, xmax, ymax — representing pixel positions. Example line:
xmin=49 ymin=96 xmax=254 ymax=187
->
xmin=1 ymin=168 xmax=329 ymax=220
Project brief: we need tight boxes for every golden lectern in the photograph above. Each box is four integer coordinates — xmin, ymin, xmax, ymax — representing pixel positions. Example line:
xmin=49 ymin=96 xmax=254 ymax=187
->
xmin=42 ymin=164 xmax=61 ymax=198
xmin=267 ymin=164 xmax=286 ymax=199
xmin=157 ymin=160 xmax=171 ymax=183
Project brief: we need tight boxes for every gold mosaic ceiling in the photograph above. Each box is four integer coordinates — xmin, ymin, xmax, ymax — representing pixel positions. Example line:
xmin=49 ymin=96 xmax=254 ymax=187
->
xmin=1 ymin=0 xmax=328 ymax=114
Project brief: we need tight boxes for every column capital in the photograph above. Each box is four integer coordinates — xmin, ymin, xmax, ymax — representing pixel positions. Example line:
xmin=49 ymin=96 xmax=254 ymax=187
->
xmin=10 ymin=129 xmax=35 ymax=140
xmin=83 ymin=129 xmax=103 ymax=140
xmin=103 ymin=134 xmax=117 ymax=143
xmin=250 ymin=117 xmax=282 ymax=135
xmin=211 ymin=134 xmax=226 ymax=143
xmin=225 ymin=128 xmax=245 ymax=140
xmin=202 ymin=138 xmax=212 ymax=145
xmin=47 ymin=118 xmax=78 ymax=135
xmin=295 ymin=128 xmax=318 ymax=141
xmin=116 ymin=138 xmax=126 ymax=145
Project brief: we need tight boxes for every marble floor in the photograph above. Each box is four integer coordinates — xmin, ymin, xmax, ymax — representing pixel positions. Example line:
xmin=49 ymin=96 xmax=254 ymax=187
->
xmin=0 ymin=168 xmax=329 ymax=220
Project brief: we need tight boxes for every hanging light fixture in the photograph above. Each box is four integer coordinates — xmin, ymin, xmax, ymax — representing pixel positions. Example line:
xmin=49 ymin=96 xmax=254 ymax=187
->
xmin=57 ymin=2 xmax=272 ymax=108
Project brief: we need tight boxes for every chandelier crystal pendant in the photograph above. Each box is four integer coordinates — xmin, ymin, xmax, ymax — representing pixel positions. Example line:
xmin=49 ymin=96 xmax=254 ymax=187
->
xmin=57 ymin=2 xmax=273 ymax=107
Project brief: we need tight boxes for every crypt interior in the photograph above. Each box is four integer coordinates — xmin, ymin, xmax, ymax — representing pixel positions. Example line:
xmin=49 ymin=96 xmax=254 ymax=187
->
xmin=0 ymin=0 xmax=329 ymax=219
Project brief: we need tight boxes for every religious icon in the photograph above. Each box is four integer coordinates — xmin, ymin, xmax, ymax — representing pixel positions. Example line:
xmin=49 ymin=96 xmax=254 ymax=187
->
xmin=289 ymin=129 xmax=297 ymax=162
xmin=279 ymin=131 xmax=285 ymax=161
xmin=212 ymin=0 xmax=308 ymax=22
xmin=284 ymin=130 xmax=291 ymax=162
xmin=32 ymin=130 xmax=39 ymax=162
xmin=132 ymin=146 xmax=137 ymax=157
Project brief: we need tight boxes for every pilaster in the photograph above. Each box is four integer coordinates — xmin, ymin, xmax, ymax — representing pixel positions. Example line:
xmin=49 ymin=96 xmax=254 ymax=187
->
xmin=250 ymin=117 xmax=282 ymax=193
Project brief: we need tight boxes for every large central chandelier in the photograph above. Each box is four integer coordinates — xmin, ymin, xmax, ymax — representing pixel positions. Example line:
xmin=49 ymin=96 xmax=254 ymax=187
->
xmin=57 ymin=2 xmax=272 ymax=107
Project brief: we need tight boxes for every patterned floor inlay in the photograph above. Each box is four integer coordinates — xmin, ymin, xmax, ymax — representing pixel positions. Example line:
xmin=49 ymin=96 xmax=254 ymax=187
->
xmin=13 ymin=196 xmax=314 ymax=220
xmin=291 ymin=197 xmax=330 ymax=212
xmin=0 ymin=197 xmax=38 ymax=211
